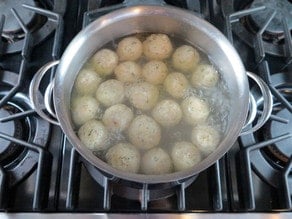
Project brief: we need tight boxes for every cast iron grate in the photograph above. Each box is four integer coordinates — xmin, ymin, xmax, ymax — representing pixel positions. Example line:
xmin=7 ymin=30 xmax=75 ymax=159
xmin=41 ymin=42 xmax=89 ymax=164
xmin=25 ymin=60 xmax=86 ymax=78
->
xmin=223 ymin=0 xmax=292 ymax=211
xmin=62 ymin=147 xmax=226 ymax=212
xmin=222 ymin=0 xmax=292 ymax=63
xmin=0 ymin=0 xmax=66 ymax=54
xmin=0 ymin=1 xmax=64 ymax=211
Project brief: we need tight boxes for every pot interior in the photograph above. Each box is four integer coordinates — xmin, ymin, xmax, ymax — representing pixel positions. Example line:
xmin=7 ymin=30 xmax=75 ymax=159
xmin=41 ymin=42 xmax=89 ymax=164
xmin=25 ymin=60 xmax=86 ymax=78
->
xmin=54 ymin=5 xmax=249 ymax=184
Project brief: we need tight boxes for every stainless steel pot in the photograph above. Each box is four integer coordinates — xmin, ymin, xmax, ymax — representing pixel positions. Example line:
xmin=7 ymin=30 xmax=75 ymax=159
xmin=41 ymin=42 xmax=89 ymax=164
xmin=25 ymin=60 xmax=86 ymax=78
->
xmin=29 ymin=5 xmax=273 ymax=184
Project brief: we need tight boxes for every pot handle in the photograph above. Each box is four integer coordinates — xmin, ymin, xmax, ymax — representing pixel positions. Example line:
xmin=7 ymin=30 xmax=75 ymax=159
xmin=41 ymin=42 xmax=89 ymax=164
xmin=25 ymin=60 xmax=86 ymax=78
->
xmin=29 ymin=60 xmax=60 ymax=126
xmin=240 ymin=71 xmax=273 ymax=135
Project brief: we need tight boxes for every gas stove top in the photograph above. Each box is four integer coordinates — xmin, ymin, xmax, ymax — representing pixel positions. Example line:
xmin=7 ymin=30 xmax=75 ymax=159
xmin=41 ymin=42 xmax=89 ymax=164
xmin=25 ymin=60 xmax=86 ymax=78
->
xmin=0 ymin=0 xmax=291 ymax=216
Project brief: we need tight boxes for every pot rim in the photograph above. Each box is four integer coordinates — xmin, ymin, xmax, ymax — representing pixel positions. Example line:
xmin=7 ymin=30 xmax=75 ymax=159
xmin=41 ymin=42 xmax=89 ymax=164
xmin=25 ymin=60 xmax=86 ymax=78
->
xmin=54 ymin=5 xmax=249 ymax=184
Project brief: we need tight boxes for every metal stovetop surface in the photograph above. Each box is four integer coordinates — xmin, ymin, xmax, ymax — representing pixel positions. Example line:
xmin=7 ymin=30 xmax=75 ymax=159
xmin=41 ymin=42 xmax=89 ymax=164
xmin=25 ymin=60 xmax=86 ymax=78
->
xmin=0 ymin=213 xmax=292 ymax=219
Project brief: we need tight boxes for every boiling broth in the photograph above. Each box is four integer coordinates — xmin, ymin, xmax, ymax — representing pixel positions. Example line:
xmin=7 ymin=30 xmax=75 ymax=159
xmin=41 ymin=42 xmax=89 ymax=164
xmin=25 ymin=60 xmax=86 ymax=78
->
xmin=70 ymin=33 xmax=231 ymax=175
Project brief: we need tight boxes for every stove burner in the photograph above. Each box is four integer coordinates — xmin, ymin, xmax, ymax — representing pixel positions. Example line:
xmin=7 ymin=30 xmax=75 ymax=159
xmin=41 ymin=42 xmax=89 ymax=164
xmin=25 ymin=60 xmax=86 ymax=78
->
xmin=111 ymin=176 xmax=195 ymax=201
xmin=0 ymin=70 xmax=50 ymax=186
xmin=267 ymin=108 xmax=292 ymax=164
xmin=84 ymin=160 xmax=196 ymax=206
xmin=249 ymin=0 xmax=292 ymax=35
xmin=0 ymin=0 xmax=66 ymax=54
xmin=0 ymin=0 xmax=36 ymax=34
xmin=221 ymin=0 xmax=291 ymax=57
xmin=0 ymin=106 xmax=24 ymax=165
xmin=240 ymin=72 xmax=292 ymax=188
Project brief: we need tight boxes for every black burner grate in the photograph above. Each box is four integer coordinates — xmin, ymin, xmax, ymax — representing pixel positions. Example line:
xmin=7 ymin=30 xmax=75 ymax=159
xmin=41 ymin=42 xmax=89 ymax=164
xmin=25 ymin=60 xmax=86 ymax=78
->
xmin=0 ymin=0 xmax=64 ymax=211
xmin=222 ymin=0 xmax=292 ymax=63
xmin=222 ymin=0 xmax=292 ymax=212
xmin=0 ymin=0 xmax=66 ymax=54
xmin=59 ymin=144 xmax=227 ymax=212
